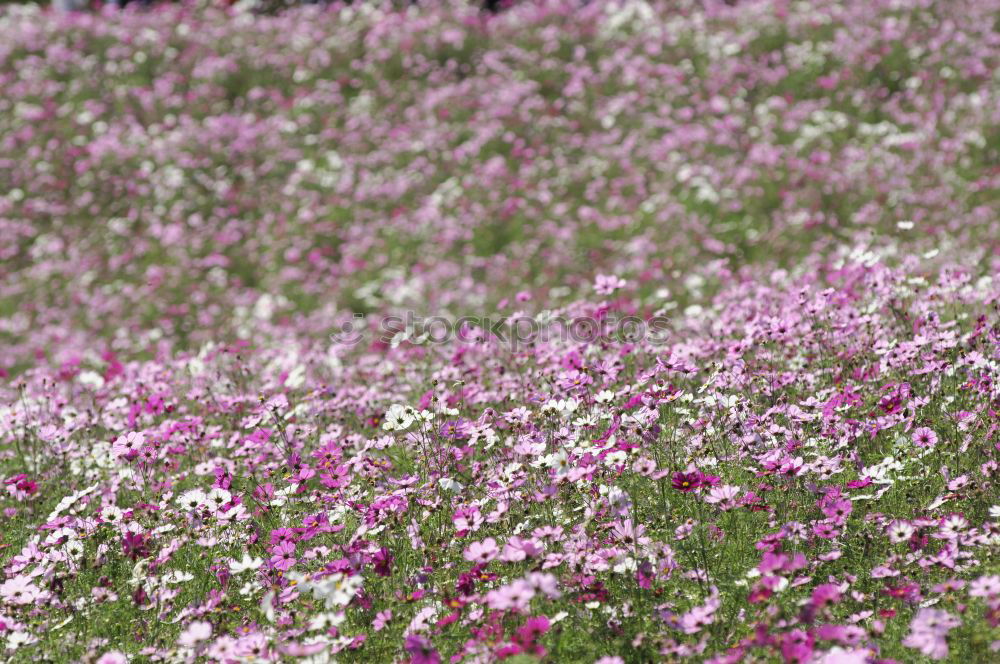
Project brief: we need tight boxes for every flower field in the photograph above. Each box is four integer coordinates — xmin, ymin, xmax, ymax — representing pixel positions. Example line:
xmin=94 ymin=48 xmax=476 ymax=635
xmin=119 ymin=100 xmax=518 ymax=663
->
xmin=0 ymin=0 xmax=998 ymax=661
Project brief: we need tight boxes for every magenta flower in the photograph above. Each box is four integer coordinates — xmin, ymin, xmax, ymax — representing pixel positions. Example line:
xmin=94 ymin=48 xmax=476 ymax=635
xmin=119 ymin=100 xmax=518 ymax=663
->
xmin=811 ymin=583 xmax=842 ymax=608
xmin=269 ymin=541 xmax=297 ymax=571
xmin=403 ymin=635 xmax=440 ymax=664
xmin=372 ymin=546 xmax=394 ymax=577
xmin=780 ymin=629 xmax=814 ymax=663
xmin=516 ymin=615 xmax=550 ymax=642
xmin=7 ymin=476 xmax=38 ymax=500
xmin=671 ymin=471 xmax=703 ymax=493
xmin=269 ymin=527 xmax=297 ymax=545
xmin=821 ymin=498 xmax=853 ymax=524
xmin=121 ymin=532 xmax=150 ymax=561
xmin=812 ymin=522 xmax=840 ymax=539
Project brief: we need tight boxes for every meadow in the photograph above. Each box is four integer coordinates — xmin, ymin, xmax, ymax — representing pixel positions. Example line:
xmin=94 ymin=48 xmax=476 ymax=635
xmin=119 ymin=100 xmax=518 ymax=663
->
xmin=0 ymin=0 xmax=998 ymax=661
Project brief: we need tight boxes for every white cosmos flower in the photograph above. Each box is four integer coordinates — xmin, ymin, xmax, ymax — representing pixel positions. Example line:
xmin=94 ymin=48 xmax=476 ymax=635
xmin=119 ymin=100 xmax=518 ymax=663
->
xmin=6 ymin=631 xmax=36 ymax=649
xmin=382 ymin=404 xmax=415 ymax=431
xmin=100 ymin=505 xmax=124 ymax=523
xmin=45 ymin=527 xmax=80 ymax=547
xmin=230 ymin=553 xmax=264 ymax=574
xmin=205 ymin=488 xmax=232 ymax=510
xmin=604 ymin=450 xmax=628 ymax=467
xmin=594 ymin=390 xmax=616 ymax=404
xmin=64 ymin=539 xmax=84 ymax=559
xmin=886 ymin=520 xmax=914 ymax=544
xmin=176 ymin=489 xmax=206 ymax=511
xmin=438 ymin=477 xmax=464 ymax=492
xmin=309 ymin=573 xmax=363 ymax=609
xmin=308 ymin=611 xmax=346 ymax=631
xmin=164 ymin=570 xmax=195 ymax=584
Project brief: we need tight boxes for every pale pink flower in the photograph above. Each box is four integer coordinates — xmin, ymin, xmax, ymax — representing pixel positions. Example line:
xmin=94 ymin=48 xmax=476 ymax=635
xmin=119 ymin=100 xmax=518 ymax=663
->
xmin=902 ymin=608 xmax=960 ymax=660
xmin=112 ymin=431 xmax=145 ymax=459
xmin=463 ymin=537 xmax=499 ymax=563
xmin=485 ymin=580 xmax=535 ymax=611
xmin=704 ymin=484 xmax=740 ymax=509
xmin=178 ymin=620 xmax=212 ymax=647
xmin=95 ymin=653 xmax=128 ymax=664
xmin=373 ymin=609 xmax=392 ymax=632
xmin=0 ymin=576 xmax=41 ymax=605
xmin=594 ymin=274 xmax=627 ymax=295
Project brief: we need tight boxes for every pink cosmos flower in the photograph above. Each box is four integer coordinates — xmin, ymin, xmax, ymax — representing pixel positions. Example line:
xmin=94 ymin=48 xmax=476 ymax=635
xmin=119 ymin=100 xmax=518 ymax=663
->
xmin=780 ymin=629 xmax=814 ymax=662
xmin=0 ymin=576 xmax=41 ymax=605
xmin=812 ymin=647 xmax=871 ymax=664
xmin=486 ymin=580 xmax=536 ymax=611
xmin=373 ymin=609 xmax=392 ymax=632
xmin=178 ymin=620 xmax=212 ymax=647
xmin=933 ymin=579 xmax=966 ymax=593
xmin=902 ymin=608 xmax=960 ymax=660
xmin=811 ymin=583 xmax=842 ymax=608
xmin=704 ymin=484 xmax=740 ymax=509
xmin=281 ymin=641 xmax=330 ymax=657
xmin=95 ymin=653 xmax=128 ymax=664
xmin=610 ymin=519 xmax=649 ymax=546
xmin=821 ymin=498 xmax=853 ymax=524
xmin=112 ymin=431 xmax=145 ymax=460
xmin=463 ymin=537 xmax=499 ymax=563
xmin=235 ymin=633 xmax=269 ymax=659
xmin=269 ymin=527 xmax=296 ymax=546
xmin=526 ymin=572 xmax=562 ymax=599
xmin=678 ymin=587 xmax=721 ymax=634
xmin=269 ymin=541 xmax=297 ymax=571
xmin=679 ymin=604 xmax=717 ymax=634
xmin=632 ymin=457 xmax=657 ymax=476
xmin=937 ymin=514 xmax=969 ymax=539
xmin=453 ymin=507 xmax=483 ymax=533
xmin=970 ymin=575 xmax=1000 ymax=599
xmin=594 ymin=274 xmax=626 ymax=295
xmin=812 ymin=522 xmax=840 ymax=539
xmin=778 ymin=456 xmax=805 ymax=477
xmin=501 ymin=536 xmax=543 ymax=562
xmin=912 ymin=427 xmax=938 ymax=448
